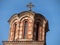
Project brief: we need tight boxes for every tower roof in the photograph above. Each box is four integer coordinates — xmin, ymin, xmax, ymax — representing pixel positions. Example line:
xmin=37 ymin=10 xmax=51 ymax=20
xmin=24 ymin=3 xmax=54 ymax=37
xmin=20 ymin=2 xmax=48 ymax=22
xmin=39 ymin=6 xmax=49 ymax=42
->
xmin=8 ymin=11 xmax=47 ymax=23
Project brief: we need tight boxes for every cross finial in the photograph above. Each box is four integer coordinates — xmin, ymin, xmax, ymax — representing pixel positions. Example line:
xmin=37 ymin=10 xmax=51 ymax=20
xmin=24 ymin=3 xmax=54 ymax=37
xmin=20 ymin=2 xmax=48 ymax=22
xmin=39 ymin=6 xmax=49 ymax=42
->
xmin=27 ymin=2 xmax=34 ymax=11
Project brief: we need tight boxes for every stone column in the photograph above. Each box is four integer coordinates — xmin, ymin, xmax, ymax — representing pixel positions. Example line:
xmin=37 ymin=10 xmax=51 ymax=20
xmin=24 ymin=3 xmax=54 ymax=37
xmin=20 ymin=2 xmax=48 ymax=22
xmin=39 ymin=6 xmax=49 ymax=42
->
xmin=19 ymin=22 xmax=23 ymax=39
xmin=27 ymin=21 xmax=33 ymax=40
xmin=8 ymin=24 xmax=15 ymax=41
xmin=42 ymin=20 xmax=46 ymax=41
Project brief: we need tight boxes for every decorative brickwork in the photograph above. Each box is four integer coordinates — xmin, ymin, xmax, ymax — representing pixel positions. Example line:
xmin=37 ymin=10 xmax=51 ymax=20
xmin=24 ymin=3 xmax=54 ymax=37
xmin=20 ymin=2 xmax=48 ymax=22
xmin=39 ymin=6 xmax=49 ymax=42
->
xmin=3 ymin=41 xmax=45 ymax=45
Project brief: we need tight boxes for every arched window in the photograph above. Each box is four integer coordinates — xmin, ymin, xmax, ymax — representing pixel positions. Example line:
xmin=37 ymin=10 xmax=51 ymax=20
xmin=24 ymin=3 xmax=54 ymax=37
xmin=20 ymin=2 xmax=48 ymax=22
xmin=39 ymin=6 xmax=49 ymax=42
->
xmin=34 ymin=22 xmax=39 ymax=41
xmin=13 ymin=22 xmax=17 ymax=40
xmin=36 ymin=22 xmax=39 ymax=40
xmin=24 ymin=21 xmax=28 ymax=39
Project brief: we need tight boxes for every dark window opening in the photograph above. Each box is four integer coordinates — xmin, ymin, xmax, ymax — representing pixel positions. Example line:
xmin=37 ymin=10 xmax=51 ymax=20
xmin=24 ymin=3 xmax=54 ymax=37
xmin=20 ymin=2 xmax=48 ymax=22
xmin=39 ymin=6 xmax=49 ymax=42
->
xmin=36 ymin=22 xmax=39 ymax=40
xmin=24 ymin=21 xmax=28 ymax=39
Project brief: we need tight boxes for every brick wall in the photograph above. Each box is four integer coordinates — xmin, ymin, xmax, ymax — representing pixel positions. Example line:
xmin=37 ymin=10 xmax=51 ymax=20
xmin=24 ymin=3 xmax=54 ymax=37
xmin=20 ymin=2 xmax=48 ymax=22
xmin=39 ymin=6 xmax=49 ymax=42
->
xmin=3 ymin=41 xmax=45 ymax=45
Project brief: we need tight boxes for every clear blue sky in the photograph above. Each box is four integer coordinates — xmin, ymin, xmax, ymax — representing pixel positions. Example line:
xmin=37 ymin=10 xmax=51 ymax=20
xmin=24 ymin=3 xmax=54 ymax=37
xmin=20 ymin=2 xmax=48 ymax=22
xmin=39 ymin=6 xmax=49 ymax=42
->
xmin=0 ymin=0 xmax=60 ymax=45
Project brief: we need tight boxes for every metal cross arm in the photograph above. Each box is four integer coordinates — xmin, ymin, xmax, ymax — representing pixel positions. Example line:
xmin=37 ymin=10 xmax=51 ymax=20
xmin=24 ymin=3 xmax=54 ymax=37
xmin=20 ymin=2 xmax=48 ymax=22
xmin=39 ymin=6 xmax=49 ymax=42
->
xmin=27 ymin=2 xmax=34 ymax=11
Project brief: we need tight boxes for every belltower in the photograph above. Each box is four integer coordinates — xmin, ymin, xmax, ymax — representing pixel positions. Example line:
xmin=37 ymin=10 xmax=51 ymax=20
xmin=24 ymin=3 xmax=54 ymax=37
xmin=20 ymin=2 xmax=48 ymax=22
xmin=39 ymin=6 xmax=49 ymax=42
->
xmin=3 ymin=3 xmax=49 ymax=45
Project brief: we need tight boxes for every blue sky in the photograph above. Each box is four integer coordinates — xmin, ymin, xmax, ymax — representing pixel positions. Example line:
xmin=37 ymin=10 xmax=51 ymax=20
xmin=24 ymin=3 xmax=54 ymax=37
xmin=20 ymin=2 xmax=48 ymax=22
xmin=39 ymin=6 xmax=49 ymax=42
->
xmin=0 ymin=0 xmax=60 ymax=45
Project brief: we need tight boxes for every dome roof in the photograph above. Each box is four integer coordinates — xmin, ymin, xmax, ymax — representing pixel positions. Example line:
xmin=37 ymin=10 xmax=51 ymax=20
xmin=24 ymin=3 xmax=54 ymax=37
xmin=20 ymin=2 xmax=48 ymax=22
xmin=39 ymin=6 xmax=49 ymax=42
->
xmin=8 ymin=11 xmax=47 ymax=23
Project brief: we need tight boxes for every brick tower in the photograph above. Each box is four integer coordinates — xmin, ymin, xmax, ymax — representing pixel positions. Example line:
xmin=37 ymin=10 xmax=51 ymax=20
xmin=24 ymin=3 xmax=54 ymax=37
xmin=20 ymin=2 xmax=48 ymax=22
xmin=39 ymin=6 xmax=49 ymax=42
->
xmin=3 ymin=3 xmax=49 ymax=45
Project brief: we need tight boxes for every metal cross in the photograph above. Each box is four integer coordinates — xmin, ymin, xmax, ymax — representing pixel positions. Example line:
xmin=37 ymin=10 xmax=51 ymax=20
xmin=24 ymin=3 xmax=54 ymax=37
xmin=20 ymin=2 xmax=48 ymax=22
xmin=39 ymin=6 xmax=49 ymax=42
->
xmin=27 ymin=2 xmax=34 ymax=11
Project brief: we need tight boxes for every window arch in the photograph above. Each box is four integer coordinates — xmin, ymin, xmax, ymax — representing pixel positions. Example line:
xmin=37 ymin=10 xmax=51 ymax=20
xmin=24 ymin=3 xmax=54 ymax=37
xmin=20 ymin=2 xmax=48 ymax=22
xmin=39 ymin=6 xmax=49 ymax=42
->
xmin=23 ymin=20 xmax=28 ymax=39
